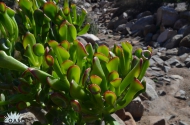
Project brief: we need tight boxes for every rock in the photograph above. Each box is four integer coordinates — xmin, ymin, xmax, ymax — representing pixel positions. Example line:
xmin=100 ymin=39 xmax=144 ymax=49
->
xmin=107 ymin=17 xmax=118 ymax=29
xmin=77 ymin=37 xmax=88 ymax=46
xmin=124 ymin=112 xmax=136 ymax=125
xmin=157 ymin=6 xmax=179 ymax=26
xmin=157 ymin=29 xmax=177 ymax=43
xmin=143 ymin=82 xmax=159 ymax=100
xmin=149 ymin=58 xmax=156 ymax=66
xmin=157 ymin=90 xmax=166 ymax=96
xmin=152 ymin=55 xmax=164 ymax=64
xmin=115 ymin=109 xmax=126 ymax=120
xmin=166 ymin=48 xmax=178 ymax=56
xmin=163 ymin=34 xmax=183 ymax=49
xmin=111 ymin=114 xmax=125 ymax=125
xmin=183 ymin=25 xmax=190 ymax=37
xmin=144 ymin=77 xmax=156 ymax=89
xmin=143 ymin=24 xmax=156 ymax=36
xmin=178 ymin=46 xmax=190 ymax=55
xmin=173 ymin=19 xmax=188 ymax=30
xmin=125 ymin=97 xmax=144 ymax=118
xmin=184 ymin=56 xmax=190 ymax=67
xmin=165 ymin=56 xmax=180 ymax=66
xmin=152 ymin=33 xmax=160 ymax=41
xmin=116 ymin=24 xmax=127 ymax=32
xmin=180 ymin=34 xmax=190 ymax=48
xmin=137 ymin=11 xmax=152 ymax=19
xmin=178 ymin=24 xmax=190 ymax=35
xmin=179 ymin=53 xmax=189 ymax=61
xmin=174 ymin=90 xmax=187 ymax=100
xmin=145 ymin=33 xmax=153 ymax=43
xmin=175 ymin=2 xmax=188 ymax=12
xmin=179 ymin=121 xmax=188 ymax=125
xmin=164 ymin=66 xmax=171 ymax=73
xmin=148 ymin=116 xmax=166 ymax=125
xmin=180 ymin=11 xmax=190 ymax=21
xmin=130 ymin=15 xmax=155 ymax=31
xmin=80 ymin=34 xmax=100 ymax=45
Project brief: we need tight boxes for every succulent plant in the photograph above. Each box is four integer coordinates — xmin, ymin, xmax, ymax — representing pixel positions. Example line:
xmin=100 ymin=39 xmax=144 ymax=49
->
xmin=0 ymin=0 xmax=152 ymax=124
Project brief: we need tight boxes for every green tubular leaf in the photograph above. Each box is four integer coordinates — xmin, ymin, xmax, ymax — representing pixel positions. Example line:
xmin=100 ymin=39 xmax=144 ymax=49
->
xmin=34 ymin=9 xmax=44 ymax=26
xmin=47 ymin=76 xmax=70 ymax=91
xmin=0 ymin=2 xmax=6 ymax=13
xmin=134 ymin=79 xmax=146 ymax=99
xmin=60 ymin=40 xmax=70 ymax=50
xmin=91 ymin=57 xmax=107 ymax=92
xmin=56 ymin=45 xmax=70 ymax=63
xmin=41 ymin=23 xmax=50 ymax=43
xmin=131 ymin=56 xmax=139 ymax=70
xmin=63 ymin=7 xmax=70 ymax=16
xmin=117 ymin=78 xmax=144 ymax=109
xmin=70 ymin=80 xmax=87 ymax=100
xmin=90 ymin=75 xmax=102 ymax=86
xmin=67 ymin=65 xmax=81 ymax=83
xmin=108 ymin=71 xmax=119 ymax=82
xmin=67 ymin=23 xmax=77 ymax=42
xmin=78 ymin=8 xmax=87 ymax=27
xmin=121 ymin=41 xmax=133 ymax=75
xmin=10 ymin=17 xmax=19 ymax=42
xmin=147 ymin=46 xmax=152 ymax=53
xmin=18 ymin=83 xmax=30 ymax=94
xmin=60 ymin=60 xmax=74 ymax=74
xmin=0 ymin=23 xmax=6 ymax=38
xmin=6 ymin=7 xmax=16 ymax=17
xmin=17 ymin=102 xmax=30 ymax=110
xmin=119 ymin=58 xmax=143 ymax=95
xmin=97 ymin=45 xmax=109 ymax=57
xmin=0 ymin=51 xmax=28 ymax=72
xmin=104 ymin=91 xmax=117 ymax=106
xmin=0 ymin=94 xmax=5 ymax=102
xmin=0 ymin=38 xmax=9 ymax=50
xmin=63 ymin=0 xmax=69 ymax=8
xmin=110 ymin=78 xmax=122 ymax=88
xmin=28 ymin=68 xmax=52 ymax=84
xmin=76 ymin=41 xmax=88 ymax=68
xmin=113 ymin=45 xmax=125 ymax=76
xmin=135 ymin=48 xmax=142 ymax=58
xmin=0 ymin=11 xmax=14 ymax=36
xmin=48 ymin=40 xmax=59 ymax=48
xmin=106 ymin=57 xmax=120 ymax=72
xmin=19 ymin=0 xmax=32 ymax=11
xmin=80 ymin=68 xmax=91 ymax=86
xmin=33 ymin=43 xmax=45 ymax=56
xmin=50 ymin=92 xmax=68 ymax=108
xmin=45 ymin=55 xmax=54 ymax=66
xmin=71 ymin=100 xmax=81 ymax=112
xmin=94 ymin=53 xmax=109 ymax=63
xmin=77 ymin=23 xmax=90 ymax=36
xmin=85 ymin=43 xmax=94 ymax=60
xmin=59 ymin=20 xmax=67 ymax=41
xmin=43 ymin=2 xmax=57 ymax=20
xmin=71 ymin=4 xmax=77 ymax=23
xmin=23 ymin=32 xmax=36 ymax=49
xmin=24 ymin=44 xmax=39 ymax=66
xmin=88 ymin=84 xmax=101 ymax=94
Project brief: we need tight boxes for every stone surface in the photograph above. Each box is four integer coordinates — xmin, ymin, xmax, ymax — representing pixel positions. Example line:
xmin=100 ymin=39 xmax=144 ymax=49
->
xmin=143 ymin=82 xmax=159 ymax=100
xmin=131 ymin=15 xmax=155 ymax=31
xmin=143 ymin=24 xmax=156 ymax=36
xmin=137 ymin=11 xmax=152 ymax=19
xmin=174 ymin=90 xmax=187 ymax=100
xmin=173 ymin=19 xmax=188 ymax=30
xmin=157 ymin=6 xmax=179 ymax=26
xmin=157 ymin=29 xmax=177 ymax=43
xmin=148 ymin=116 xmax=166 ymax=125
xmin=115 ymin=109 xmax=126 ymax=120
xmin=125 ymin=98 xmax=144 ymax=118
xmin=124 ymin=112 xmax=136 ymax=125
xmin=180 ymin=34 xmax=190 ymax=48
xmin=80 ymin=34 xmax=100 ymax=45
xmin=163 ymin=34 xmax=183 ymax=49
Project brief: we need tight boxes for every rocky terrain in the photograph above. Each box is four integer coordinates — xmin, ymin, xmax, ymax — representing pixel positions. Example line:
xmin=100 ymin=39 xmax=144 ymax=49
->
xmin=2 ymin=0 xmax=190 ymax=125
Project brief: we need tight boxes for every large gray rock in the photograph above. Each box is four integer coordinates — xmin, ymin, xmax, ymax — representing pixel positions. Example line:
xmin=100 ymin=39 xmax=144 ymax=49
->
xmin=137 ymin=11 xmax=152 ymax=19
xmin=180 ymin=34 xmax=190 ymax=48
xmin=173 ymin=19 xmax=188 ymax=30
xmin=163 ymin=34 xmax=183 ymax=49
xmin=157 ymin=6 xmax=179 ymax=26
xmin=143 ymin=82 xmax=159 ymax=100
xmin=80 ymin=34 xmax=100 ymax=46
xmin=130 ymin=15 xmax=155 ymax=31
xmin=180 ymin=11 xmax=190 ymax=21
xmin=157 ymin=29 xmax=177 ymax=43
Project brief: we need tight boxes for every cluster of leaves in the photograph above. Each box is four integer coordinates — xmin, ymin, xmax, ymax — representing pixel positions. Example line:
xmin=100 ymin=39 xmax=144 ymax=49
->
xmin=0 ymin=0 xmax=152 ymax=124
